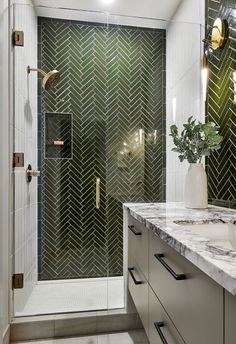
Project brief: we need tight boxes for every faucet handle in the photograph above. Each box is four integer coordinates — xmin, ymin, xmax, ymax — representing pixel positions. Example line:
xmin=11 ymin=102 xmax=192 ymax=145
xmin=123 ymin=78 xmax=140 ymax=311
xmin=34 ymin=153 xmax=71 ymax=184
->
xmin=31 ymin=170 xmax=41 ymax=177
xmin=26 ymin=164 xmax=40 ymax=183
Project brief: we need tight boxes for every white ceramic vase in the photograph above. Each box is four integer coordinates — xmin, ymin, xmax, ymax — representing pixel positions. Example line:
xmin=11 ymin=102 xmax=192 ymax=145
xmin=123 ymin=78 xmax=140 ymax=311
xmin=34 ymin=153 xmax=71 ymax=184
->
xmin=185 ymin=163 xmax=208 ymax=209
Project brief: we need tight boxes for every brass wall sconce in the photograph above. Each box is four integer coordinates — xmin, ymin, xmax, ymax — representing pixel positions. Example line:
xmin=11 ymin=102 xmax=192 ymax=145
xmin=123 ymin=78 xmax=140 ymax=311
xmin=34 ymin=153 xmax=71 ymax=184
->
xmin=203 ymin=18 xmax=228 ymax=51
xmin=201 ymin=18 xmax=228 ymax=102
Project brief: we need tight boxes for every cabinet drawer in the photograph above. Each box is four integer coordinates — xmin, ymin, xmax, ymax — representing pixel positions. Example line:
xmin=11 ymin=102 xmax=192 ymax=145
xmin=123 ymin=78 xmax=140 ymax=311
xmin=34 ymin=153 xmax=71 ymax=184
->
xmin=128 ymin=215 xmax=148 ymax=279
xmin=128 ymin=265 xmax=148 ymax=335
xmin=149 ymin=231 xmax=223 ymax=344
xmin=149 ymin=286 xmax=185 ymax=344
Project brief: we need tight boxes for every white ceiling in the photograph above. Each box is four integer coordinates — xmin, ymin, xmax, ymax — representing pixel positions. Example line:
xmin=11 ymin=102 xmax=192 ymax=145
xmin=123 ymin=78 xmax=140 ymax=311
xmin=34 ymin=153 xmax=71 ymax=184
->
xmin=33 ymin=0 xmax=183 ymax=27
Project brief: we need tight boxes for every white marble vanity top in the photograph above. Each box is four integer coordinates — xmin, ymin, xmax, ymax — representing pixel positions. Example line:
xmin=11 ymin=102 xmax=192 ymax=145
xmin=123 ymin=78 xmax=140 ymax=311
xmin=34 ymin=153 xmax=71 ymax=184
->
xmin=123 ymin=202 xmax=236 ymax=295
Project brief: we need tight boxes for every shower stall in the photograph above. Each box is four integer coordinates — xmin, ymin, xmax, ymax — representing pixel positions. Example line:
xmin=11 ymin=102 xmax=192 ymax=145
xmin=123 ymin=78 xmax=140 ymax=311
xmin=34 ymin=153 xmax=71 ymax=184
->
xmin=12 ymin=1 xmax=204 ymax=317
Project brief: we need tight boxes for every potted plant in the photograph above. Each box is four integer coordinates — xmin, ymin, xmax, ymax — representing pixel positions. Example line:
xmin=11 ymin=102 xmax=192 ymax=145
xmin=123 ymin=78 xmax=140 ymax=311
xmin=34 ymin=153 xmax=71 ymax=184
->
xmin=170 ymin=116 xmax=223 ymax=209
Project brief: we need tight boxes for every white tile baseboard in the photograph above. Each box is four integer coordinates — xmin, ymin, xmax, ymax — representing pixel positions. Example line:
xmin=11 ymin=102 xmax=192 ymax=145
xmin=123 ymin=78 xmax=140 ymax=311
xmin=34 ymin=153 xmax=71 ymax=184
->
xmin=10 ymin=308 xmax=142 ymax=342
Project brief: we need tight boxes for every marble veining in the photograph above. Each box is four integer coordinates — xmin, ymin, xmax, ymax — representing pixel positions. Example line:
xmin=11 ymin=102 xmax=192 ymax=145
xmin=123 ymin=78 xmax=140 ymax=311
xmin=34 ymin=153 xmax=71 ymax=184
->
xmin=123 ymin=202 xmax=236 ymax=295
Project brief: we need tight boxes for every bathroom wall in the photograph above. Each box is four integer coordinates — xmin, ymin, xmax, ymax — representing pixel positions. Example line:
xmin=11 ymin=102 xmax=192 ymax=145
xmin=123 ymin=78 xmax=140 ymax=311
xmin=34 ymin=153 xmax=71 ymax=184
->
xmin=166 ymin=0 xmax=205 ymax=202
xmin=13 ymin=1 xmax=38 ymax=314
xmin=206 ymin=0 xmax=236 ymax=208
xmin=38 ymin=18 xmax=166 ymax=280
xmin=0 ymin=0 xmax=10 ymax=341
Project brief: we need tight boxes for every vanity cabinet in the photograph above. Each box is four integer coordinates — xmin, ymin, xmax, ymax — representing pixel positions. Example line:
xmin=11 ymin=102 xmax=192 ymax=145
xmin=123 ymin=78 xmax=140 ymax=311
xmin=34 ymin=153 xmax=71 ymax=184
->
xmin=149 ymin=231 xmax=224 ymax=344
xmin=128 ymin=214 xmax=224 ymax=344
xmin=225 ymin=291 xmax=236 ymax=344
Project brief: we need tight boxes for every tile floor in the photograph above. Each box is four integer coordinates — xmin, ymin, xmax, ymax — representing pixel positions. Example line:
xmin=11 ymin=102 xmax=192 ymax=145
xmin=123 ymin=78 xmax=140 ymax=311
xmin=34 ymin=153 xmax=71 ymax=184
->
xmin=12 ymin=330 xmax=149 ymax=344
xmin=15 ymin=277 xmax=124 ymax=316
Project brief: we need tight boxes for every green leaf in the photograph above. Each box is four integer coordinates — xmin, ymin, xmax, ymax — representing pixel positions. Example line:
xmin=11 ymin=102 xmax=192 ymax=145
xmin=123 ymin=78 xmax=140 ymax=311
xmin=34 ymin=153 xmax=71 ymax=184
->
xmin=172 ymin=147 xmax=180 ymax=152
xmin=169 ymin=116 xmax=223 ymax=163
xmin=170 ymin=125 xmax=178 ymax=135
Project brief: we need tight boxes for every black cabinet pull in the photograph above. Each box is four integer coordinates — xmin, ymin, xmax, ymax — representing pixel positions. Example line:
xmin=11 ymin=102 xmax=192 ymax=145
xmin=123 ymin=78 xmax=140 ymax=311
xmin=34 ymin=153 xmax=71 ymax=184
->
xmin=128 ymin=225 xmax=142 ymax=236
xmin=154 ymin=254 xmax=186 ymax=281
xmin=154 ymin=322 xmax=168 ymax=344
xmin=128 ymin=267 xmax=143 ymax=285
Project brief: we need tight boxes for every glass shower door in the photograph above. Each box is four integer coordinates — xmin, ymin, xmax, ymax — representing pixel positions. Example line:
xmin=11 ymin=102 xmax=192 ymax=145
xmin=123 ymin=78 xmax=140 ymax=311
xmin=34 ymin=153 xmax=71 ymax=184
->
xmin=36 ymin=17 xmax=117 ymax=314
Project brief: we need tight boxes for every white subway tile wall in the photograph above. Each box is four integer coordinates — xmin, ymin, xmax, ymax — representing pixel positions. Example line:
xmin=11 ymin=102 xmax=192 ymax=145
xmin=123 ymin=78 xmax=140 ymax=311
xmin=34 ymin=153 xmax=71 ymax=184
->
xmin=13 ymin=2 xmax=38 ymax=314
xmin=166 ymin=0 xmax=205 ymax=202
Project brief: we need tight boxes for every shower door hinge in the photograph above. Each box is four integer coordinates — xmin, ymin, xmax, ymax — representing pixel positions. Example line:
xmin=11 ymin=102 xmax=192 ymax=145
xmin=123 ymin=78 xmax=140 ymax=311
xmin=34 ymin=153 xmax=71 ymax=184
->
xmin=12 ymin=31 xmax=24 ymax=47
xmin=12 ymin=274 xmax=24 ymax=289
xmin=13 ymin=152 xmax=24 ymax=168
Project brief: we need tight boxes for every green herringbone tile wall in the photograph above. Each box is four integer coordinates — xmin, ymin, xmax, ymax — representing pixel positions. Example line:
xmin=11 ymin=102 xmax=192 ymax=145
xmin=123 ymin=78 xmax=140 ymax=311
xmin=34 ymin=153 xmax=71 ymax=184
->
xmin=38 ymin=18 xmax=166 ymax=280
xmin=206 ymin=0 xmax=236 ymax=208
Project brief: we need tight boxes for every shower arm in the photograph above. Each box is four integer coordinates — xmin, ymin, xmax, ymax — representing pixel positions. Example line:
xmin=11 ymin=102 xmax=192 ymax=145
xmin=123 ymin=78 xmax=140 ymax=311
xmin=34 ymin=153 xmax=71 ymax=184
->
xmin=27 ymin=66 xmax=47 ymax=77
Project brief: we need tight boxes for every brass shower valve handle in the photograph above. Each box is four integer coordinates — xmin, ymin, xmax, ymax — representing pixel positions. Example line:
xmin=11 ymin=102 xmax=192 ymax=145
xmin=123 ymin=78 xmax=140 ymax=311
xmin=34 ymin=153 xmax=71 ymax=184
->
xmin=26 ymin=164 xmax=41 ymax=183
xmin=27 ymin=170 xmax=41 ymax=177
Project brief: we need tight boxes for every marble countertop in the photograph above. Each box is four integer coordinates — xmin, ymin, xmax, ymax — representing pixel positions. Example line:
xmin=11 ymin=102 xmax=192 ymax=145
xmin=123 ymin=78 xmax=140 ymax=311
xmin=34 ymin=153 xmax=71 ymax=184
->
xmin=123 ymin=202 xmax=236 ymax=295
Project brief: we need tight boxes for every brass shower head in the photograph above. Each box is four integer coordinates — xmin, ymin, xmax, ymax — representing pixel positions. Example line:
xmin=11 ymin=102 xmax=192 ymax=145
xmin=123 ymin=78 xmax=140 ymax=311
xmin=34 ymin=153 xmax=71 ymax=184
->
xmin=27 ymin=66 xmax=60 ymax=91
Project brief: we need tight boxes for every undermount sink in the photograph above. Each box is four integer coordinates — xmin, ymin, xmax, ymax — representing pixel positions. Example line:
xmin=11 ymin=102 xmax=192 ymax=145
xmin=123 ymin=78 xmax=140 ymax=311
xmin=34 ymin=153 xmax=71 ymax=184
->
xmin=182 ymin=223 xmax=236 ymax=251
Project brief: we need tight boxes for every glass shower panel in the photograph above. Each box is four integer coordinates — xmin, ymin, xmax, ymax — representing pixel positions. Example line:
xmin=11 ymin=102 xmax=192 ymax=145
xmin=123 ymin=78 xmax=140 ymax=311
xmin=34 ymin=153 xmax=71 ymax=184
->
xmin=105 ymin=17 xmax=166 ymax=286
xmin=13 ymin=2 xmax=203 ymax=316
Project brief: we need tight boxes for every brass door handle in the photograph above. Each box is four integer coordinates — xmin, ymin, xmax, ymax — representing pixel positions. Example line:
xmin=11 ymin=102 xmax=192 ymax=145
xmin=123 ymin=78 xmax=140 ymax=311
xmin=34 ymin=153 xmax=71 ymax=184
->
xmin=96 ymin=177 xmax=101 ymax=209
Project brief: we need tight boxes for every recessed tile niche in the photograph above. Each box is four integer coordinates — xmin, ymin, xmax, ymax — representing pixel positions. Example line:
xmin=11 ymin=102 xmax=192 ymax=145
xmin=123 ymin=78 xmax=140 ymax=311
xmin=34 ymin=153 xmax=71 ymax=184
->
xmin=45 ymin=113 xmax=72 ymax=159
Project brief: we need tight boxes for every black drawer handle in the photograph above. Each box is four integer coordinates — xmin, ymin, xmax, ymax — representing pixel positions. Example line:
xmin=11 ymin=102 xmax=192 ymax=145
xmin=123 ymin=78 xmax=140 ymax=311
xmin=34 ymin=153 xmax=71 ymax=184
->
xmin=128 ymin=225 xmax=142 ymax=236
xmin=154 ymin=254 xmax=186 ymax=281
xmin=128 ymin=267 xmax=143 ymax=285
xmin=154 ymin=322 xmax=168 ymax=344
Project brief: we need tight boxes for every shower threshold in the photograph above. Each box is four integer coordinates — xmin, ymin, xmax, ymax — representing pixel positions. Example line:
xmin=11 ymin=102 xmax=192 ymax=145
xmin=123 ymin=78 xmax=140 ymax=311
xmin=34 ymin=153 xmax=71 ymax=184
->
xmin=15 ymin=276 xmax=124 ymax=317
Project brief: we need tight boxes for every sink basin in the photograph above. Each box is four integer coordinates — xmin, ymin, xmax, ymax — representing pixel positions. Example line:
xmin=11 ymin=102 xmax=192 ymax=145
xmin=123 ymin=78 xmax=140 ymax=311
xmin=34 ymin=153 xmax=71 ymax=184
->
xmin=182 ymin=223 xmax=236 ymax=251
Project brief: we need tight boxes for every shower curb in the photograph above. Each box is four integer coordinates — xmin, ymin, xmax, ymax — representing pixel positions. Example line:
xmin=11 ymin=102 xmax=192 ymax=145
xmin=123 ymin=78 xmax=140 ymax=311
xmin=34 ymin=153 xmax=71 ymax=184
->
xmin=10 ymin=309 xmax=143 ymax=342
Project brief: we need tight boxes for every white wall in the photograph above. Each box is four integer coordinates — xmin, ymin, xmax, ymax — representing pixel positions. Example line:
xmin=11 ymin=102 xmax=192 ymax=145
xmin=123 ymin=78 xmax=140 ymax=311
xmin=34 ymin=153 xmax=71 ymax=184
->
xmin=0 ymin=0 xmax=10 ymax=342
xmin=12 ymin=0 xmax=38 ymax=315
xmin=166 ymin=0 xmax=205 ymax=202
